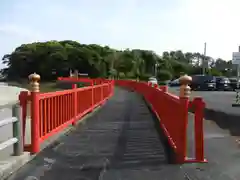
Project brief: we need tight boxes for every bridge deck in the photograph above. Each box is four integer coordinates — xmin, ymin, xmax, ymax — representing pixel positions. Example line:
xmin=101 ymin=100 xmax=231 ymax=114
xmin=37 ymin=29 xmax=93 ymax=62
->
xmin=7 ymin=88 xmax=240 ymax=180
xmin=7 ymin=88 xmax=172 ymax=180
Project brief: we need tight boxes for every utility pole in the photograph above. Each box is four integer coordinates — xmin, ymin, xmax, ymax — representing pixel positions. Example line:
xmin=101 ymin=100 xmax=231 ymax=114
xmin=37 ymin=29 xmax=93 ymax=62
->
xmin=155 ymin=63 xmax=157 ymax=77
xmin=232 ymin=46 xmax=240 ymax=107
xmin=203 ymin=42 xmax=207 ymax=74
xmin=237 ymin=46 xmax=240 ymax=89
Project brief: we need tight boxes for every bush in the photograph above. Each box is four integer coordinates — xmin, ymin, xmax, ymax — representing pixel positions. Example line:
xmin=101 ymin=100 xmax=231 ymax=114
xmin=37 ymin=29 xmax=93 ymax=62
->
xmin=119 ymin=72 xmax=126 ymax=79
xmin=126 ymin=72 xmax=135 ymax=79
xmin=157 ymin=70 xmax=172 ymax=81
xmin=139 ymin=73 xmax=152 ymax=81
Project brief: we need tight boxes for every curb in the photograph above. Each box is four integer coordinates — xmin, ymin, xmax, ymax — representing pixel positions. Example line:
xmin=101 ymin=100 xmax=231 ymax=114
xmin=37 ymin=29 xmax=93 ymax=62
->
xmin=168 ymin=88 xmax=240 ymax=136
xmin=203 ymin=108 xmax=240 ymax=136
xmin=188 ymin=106 xmax=240 ymax=136
xmin=0 ymin=152 xmax=31 ymax=180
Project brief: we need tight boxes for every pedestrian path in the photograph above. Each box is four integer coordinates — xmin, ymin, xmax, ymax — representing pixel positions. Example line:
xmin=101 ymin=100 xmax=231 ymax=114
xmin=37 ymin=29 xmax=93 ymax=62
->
xmin=7 ymin=88 xmax=168 ymax=180
xmin=8 ymin=87 xmax=240 ymax=180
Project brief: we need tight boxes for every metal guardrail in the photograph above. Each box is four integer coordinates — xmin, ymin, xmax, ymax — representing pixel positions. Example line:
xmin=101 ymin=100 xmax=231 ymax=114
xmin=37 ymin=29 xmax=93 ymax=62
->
xmin=0 ymin=101 xmax=23 ymax=156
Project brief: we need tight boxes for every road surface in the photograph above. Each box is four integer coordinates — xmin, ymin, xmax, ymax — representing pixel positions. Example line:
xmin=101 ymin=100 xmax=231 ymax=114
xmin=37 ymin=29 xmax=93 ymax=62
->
xmin=168 ymin=87 xmax=240 ymax=115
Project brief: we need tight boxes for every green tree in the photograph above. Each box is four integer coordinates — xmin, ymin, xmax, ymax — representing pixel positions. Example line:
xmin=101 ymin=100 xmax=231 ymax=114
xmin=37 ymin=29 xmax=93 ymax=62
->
xmin=157 ymin=70 xmax=172 ymax=81
xmin=2 ymin=40 xmax=232 ymax=81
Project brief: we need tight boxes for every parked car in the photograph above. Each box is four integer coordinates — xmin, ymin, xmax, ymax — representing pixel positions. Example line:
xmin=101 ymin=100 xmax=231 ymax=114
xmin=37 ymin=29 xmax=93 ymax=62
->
xmin=190 ymin=75 xmax=216 ymax=91
xmin=215 ymin=76 xmax=231 ymax=91
xmin=169 ymin=79 xmax=180 ymax=87
xmin=148 ymin=77 xmax=158 ymax=85
xmin=229 ymin=78 xmax=240 ymax=90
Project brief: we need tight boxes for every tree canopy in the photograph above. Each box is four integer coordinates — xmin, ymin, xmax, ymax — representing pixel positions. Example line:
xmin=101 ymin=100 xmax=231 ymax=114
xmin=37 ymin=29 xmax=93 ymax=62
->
xmin=1 ymin=40 xmax=236 ymax=81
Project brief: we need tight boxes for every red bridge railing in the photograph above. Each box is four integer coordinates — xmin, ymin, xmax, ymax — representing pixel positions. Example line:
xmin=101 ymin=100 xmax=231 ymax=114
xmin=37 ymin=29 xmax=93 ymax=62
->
xmin=19 ymin=77 xmax=114 ymax=154
xmin=18 ymin=75 xmax=205 ymax=164
xmin=115 ymin=80 xmax=206 ymax=164
xmin=57 ymin=77 xmax=108 ymax=85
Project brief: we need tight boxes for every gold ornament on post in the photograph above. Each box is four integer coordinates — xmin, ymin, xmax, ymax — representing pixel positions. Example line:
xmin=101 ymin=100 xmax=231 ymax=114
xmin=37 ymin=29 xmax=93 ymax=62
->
xmin=179 ymin=74 xmax=192 ymax=98
xmin=28 ymin=72 xmax=41 ymax=92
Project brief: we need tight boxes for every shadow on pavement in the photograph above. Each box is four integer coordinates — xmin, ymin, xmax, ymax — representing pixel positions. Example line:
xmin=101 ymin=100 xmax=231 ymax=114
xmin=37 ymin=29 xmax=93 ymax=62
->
xmin=203 ymin=108 xmax=240 ymax=136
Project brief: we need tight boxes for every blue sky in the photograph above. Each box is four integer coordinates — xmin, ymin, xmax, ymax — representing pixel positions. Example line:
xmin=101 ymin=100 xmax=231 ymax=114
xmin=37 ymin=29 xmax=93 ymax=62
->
xmin=0 ymin=0 xmax=239 ymax=69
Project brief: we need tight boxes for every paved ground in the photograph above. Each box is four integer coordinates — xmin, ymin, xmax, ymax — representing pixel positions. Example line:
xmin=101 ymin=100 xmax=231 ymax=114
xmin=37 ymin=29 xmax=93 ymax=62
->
xmin=169 ymin=87 xmax=239 ymax=115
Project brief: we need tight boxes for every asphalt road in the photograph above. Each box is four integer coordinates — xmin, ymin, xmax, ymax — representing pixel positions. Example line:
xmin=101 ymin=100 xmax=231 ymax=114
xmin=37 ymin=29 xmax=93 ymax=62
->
xmin=168 ymin=87 xmax=240 ymax=115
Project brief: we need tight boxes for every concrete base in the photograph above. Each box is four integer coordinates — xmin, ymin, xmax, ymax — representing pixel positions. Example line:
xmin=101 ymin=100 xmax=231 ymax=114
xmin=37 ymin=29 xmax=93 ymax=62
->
xmin=232 ymin=103 xmax=240 ymax=107
xmin=0 ymin=152 xmax=31 ymax=180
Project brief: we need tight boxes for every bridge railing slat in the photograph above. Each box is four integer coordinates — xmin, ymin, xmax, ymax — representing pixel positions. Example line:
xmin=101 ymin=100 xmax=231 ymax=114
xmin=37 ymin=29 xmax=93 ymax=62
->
xmin=19 ymin=78 xmax=114 ymax=154
xmin=114 ymin=79 xmax=206 ymax=164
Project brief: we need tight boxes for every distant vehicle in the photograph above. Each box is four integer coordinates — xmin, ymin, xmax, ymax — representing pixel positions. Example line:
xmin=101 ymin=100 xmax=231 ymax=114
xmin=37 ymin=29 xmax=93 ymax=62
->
xmin=190 ymin=75 xmax=216 ymax=91
xmin=215 ymin=76 xmax=231 ymax=91
xmin=169 ymin=79 xmax=180 ymax=87
xmin=148 ymin=77 xmax=158 ymax=85
xmin=229 ymin=78 xmax=240 ymax=91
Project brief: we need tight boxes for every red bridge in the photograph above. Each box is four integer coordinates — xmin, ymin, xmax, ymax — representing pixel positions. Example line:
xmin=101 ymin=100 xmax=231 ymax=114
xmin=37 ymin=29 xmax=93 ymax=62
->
xmin=7 ymin=74 xmax=210 ymax=179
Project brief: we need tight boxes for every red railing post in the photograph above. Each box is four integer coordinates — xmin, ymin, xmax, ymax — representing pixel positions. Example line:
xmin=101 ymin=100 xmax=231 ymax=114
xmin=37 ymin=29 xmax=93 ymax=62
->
xmin=72 ymin=84 xmax=77 ymax=126
xmin=29 ymin=73 xmax=41 ymax=154
xmin=178 ymin=97 xmax=189 ymax=163
xmin=177 ymin=74 xmax=192 ymax=163
xmin=110 ymin=81 xmax=113 ymax=97
xmin=109 ymin=81 xmax=112 ymax=96
xmin=31 ymin=91 xmax=40 ymax=153
xmin=91 ymin=82 xmax=94 ymax=111
xmin=111 ymin=80 xmax=114 ymax=96
xmin=193 ymin=97 xmax=205 ymax=162
xmin=101 ymin=84 xmax=103 ymax=102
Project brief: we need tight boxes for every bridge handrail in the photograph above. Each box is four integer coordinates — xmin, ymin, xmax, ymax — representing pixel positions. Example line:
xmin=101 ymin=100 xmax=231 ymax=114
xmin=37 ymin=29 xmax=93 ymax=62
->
xmin=0 ymin=102 xmax=23 ymax=156
xmin=114 ymin=79 xmax=206 ymax=163
xmin=57 ymin=77 xmax=110 ymax=85
xmin=19 ymin=76 xmax=114 ymax=154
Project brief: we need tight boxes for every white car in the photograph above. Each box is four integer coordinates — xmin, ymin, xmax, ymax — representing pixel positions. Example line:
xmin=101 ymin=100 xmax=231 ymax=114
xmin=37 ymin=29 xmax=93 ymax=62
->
xmin=169 ymin=79 xmax=180 ymax=87
xmin=148 ymin=77 xmax=158 ymax=85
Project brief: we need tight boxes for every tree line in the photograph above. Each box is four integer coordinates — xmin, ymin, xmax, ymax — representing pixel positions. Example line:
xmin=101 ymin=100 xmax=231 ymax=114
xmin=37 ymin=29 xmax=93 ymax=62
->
xmin=1 ymin=40 xmax=236 ymax=81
